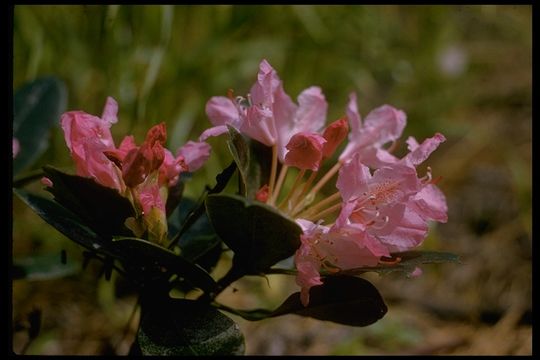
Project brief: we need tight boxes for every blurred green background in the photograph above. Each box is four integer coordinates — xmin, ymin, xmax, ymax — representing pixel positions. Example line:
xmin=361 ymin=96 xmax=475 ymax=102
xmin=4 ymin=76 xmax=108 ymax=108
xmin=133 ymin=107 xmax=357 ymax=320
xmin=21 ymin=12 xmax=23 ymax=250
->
xmin=12 ymin=5 xmax=531 ymax=355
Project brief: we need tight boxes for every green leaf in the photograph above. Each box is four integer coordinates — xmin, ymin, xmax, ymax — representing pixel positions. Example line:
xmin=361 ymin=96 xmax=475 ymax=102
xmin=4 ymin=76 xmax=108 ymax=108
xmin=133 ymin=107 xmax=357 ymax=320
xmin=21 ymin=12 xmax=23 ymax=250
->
xmin=111 ymin=237 xmax=217 ymax=293
xmin=138 ymin=299 xmax=245 ymax=355
xmin=13 ymin=188 xmax=117 ymax=256
xmin=13 ymin=252 xmax=79 ymax=281
xmin=205 ymin=194 xmax=302 ymax=273
xmin=335 ymin=250 xmax=461 ymax=277
xmin=222 ymin=276 xmax=387 ymax=327
xmin=226 ymin=126 xmax=272 ymax=199
xmin=13 ymin=77 xmax=67 ymax=176
xmin=42 ymin=166 xmax=135 ymax=238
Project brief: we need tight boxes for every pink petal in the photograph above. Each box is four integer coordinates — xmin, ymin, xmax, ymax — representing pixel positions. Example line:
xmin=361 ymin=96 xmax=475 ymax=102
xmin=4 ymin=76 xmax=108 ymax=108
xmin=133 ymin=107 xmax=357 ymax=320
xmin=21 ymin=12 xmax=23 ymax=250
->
xmin=410 ymin=184 xmax=448 ymax=223
xmin=205 ymin=96 xmax=241 ymax=127
xmin=138 ymin=183 xmax=165 ymax=215
xmin=249 ymin=59 xmax=281 ymax=106
xmin=293 ymin=86 xmax=327 ymax=134
xmin=199 ymin=125 xmax=230 ymax=142
xmin=273 ymin=84 xmax=298 ymax=161
xmin=239 ymin=105 xmax=276 ymax=146
xmin=101 ymin=96 xmax=118 ymax=124
xmin=284 ymin=132 xmax=326 ymax=171
xmin=403 ymin=133 xmax=446 ymax=166
xmin=176 ymin=140 xmax=211 ymax=172
xmin=369 ymin=164 xmax=420 ymax=204
xmin=159 ymin=149 xmax=183 ymax=187
xmin=406 ymin=136 xmax=420 ymax=151
xmin=346 ymin=92 xmax=362 ymax=135
xmin=336 ymin=153 xmax=371 ymax=201
xmin=377 ymin=207 xmax=429 ymax=251
xmin=356 ymin=147 xmax=399 ymax=168
xmin=362 ymin=105 xmax=407 ymax=146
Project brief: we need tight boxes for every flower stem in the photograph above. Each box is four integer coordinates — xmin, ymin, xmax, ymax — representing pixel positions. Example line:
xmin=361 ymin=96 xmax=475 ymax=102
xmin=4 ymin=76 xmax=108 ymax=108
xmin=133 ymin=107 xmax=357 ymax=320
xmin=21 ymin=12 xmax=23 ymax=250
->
xmin=269 ymin=164 xmax=288 ymax=205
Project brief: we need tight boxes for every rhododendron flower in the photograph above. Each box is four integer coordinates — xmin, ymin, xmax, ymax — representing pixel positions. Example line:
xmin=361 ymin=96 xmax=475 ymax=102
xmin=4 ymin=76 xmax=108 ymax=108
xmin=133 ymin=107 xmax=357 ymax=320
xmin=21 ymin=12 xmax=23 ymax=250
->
xmin=201 ymin=59 xmax=328 ymax=162
xmin=61 ymin=97 xmax=124 ymax=191
xmin=294 ymin=218 xmax=383 ymax=306
xmin=60 ymin=96 xmax=211 ymax=244
xmin=339 ymin=92 xmax=406 ymax=167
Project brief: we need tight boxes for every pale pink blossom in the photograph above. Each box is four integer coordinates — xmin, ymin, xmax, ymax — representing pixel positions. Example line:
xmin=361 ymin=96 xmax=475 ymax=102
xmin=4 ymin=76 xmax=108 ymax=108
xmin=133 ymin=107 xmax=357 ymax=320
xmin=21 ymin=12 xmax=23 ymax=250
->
xmin=202 ymin=59 xmax=328 ymax=162
xmin=61 ymin=97 xmax=124 ymax=191
xmin=334 ymin=133 xmax=447 ymax=255
xmin=294 ymin=218 xmax=382 ymax=306
xmin=339 ymin=93 xmax=406 ymax=167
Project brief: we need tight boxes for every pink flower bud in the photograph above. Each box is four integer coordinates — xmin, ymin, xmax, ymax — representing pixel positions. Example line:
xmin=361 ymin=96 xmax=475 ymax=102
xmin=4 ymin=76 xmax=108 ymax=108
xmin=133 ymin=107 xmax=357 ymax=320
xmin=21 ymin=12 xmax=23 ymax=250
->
xmin=284 ymin=132 xmax=326 ymax=171
xmin=322 ymin=117 xmax=349 ymax=159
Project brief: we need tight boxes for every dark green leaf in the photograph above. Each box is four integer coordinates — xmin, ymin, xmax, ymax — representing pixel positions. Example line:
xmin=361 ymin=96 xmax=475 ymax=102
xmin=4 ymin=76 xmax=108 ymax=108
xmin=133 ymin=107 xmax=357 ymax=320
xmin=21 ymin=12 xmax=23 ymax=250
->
xmin=335 ymin=250 xmax=461 ymax=277
xmin=13 ymin=77 xmax=67 ymax=175
xmin=223 ymin=276 xmax=387 ymax=327
xmin=13 ymin=252 xmax=79 ymax=281
xmin=226 ymin=126 xmax=271 ymax=199
xmin=205 ymin=194 xmax=302 ymax=273
xmin=13 ymin=189 xmax=117 ymax=256
xmin=42 ymin=166 xmax=135 ymax=238
xmin=111 ymin=237 xmax=217 ymax=293
xmin=138 ymin=299 xmax=245 ymax=356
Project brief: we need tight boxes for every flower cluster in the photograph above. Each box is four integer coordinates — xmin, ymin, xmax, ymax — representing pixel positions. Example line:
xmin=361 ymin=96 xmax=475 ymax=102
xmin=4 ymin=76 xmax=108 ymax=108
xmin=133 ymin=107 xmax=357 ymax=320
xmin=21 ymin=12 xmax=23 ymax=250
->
xmin=57 ymin=97 xmax=211 ymax=245
xmin=202 ymin=59 xmax=447 ymax=305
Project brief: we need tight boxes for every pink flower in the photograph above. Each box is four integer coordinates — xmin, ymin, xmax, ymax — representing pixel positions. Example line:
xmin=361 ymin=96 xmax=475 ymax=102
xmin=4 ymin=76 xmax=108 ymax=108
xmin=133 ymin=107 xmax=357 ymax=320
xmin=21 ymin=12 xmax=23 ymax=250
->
xmin=12 ymin=138 xmax=20 ymax=158
xmin=176 ymin=141 xmax=211 ymax=173
xmin=334 ymin=133 xmax=447 ymax=255
xmin=202 ymin=59 xmax=328 ymax=162
xmin=61 ymin=97 xmax=124 ymax=191
xmin=284 ymin=132 xmax=326 ymax=171
xmin=339 ymin=93 xmax=406 ymax=167
xmin=294 ymin=218 xmax=382 ymax=306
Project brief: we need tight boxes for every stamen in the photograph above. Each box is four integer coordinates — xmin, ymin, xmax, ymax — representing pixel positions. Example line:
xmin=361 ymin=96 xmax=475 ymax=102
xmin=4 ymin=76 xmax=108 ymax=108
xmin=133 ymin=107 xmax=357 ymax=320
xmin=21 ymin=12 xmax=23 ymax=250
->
xmin=227 ymin=88 xmax=234 ymax=100
xmin=421 ymin=166 xmax=433 ymax=183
